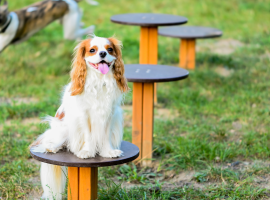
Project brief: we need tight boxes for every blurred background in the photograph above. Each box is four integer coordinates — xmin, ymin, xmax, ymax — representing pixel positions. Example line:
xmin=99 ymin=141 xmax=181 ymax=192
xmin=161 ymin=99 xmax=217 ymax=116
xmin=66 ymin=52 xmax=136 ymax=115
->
xmin=0 ymin=0 xmax=270 ymax=199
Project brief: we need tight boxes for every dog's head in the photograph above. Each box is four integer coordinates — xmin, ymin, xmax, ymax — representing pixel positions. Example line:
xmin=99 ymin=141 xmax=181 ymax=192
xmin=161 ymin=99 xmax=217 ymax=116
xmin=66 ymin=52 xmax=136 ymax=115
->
xmin=70 ymin=36 xmax=128 ymax=96
xmin=0 ymin=0 xmax=9 ymax=27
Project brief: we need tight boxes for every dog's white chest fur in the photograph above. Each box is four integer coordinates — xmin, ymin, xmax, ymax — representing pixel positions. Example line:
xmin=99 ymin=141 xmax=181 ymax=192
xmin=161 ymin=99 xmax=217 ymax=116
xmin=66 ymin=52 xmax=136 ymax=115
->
xmin=65 ymin=68 xmax=121 ymax=120
xmin=56 ymin=67 xmax=123 ymax=157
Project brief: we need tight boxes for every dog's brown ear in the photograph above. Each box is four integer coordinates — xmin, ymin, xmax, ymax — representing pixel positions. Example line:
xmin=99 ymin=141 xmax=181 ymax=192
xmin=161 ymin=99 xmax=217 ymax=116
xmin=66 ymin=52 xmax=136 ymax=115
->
xmin=70 ymin=39 xmax=90 ymax=96
xmin=108 ymin=37 xmax=129 ymax=93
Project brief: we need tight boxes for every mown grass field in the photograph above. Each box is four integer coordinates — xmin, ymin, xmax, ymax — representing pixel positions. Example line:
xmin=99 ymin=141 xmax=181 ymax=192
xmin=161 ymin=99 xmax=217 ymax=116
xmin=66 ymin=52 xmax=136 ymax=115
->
xmin=0 ymin=0 xmax=270 ymax=199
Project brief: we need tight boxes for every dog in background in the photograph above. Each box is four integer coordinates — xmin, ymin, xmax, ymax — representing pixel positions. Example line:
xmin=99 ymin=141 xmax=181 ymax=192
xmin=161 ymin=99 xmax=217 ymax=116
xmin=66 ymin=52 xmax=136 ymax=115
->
xmin=0 ymin=0 xmax=96 ymax=52
xmin=30 ymin=35 xmax=129 ymax=199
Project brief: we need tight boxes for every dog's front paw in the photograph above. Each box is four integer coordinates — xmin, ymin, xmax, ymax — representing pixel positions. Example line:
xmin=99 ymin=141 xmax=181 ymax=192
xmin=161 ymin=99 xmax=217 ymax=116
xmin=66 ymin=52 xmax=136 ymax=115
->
xmin=45 ymin=143 xmax=61 ymax=153
xmin=76 ymin=150 xmax=95 ymax=159
xmin=100 ymin=149 xmax=123 ymax=158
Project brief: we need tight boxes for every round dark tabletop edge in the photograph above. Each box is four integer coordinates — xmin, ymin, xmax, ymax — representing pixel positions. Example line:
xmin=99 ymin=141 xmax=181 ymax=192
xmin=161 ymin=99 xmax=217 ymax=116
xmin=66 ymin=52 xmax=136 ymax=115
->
xmin=30 ymin=142 xmax=140 ymax=168
xmin=110 ymin=15 xmax=188 ymax=27
xmin=158 ymin=27 xmax=223 ymax=39
xmin=111 ymin=19 xmax=188 ymax=27
xmin=30 ymin=150 xmax=139 ymax=168
xmin=158 ymin=33 xmax=223 ymax=39
xmin=126 ymin=73 xmax=189 ymax=83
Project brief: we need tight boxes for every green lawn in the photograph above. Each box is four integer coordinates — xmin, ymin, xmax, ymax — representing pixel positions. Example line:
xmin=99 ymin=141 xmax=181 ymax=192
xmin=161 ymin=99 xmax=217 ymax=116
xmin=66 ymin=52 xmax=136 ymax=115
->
xmin=1 ymin=0 xmax=270 ymax=199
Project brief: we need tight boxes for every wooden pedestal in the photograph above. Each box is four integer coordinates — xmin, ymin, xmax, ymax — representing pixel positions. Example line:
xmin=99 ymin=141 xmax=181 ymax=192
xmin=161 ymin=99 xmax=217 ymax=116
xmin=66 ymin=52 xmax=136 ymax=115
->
xmin=68 ymin=167 xmax=98 ymax=200
xmin=132 ymin=26 xmax=157 ymax=165
xmin=179 ymin=39 xmax=196 ymax=70
xmin=30 ymin=141 xmax=139 ymax=200
xmin=132 ymin=82 xmax=154 ymax=166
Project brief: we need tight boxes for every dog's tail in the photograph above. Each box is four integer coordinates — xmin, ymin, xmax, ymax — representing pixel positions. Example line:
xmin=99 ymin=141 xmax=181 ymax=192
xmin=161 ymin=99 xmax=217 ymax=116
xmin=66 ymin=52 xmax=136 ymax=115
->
xmin=30 ymin=116 xmax=68 ymax=199
xmin=30 ymin=116 xmax=68 ymax=153
xmin=40 ymin=162 xmax=67 ymax=200
xmin=74 ymin=0 xmax=99 ymax=5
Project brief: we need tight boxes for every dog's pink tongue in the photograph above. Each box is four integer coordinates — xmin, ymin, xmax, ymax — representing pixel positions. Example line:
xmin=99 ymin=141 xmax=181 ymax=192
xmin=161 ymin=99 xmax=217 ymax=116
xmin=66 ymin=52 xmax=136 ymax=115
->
xmin=98 ymin=63 xmax=109 ymax=74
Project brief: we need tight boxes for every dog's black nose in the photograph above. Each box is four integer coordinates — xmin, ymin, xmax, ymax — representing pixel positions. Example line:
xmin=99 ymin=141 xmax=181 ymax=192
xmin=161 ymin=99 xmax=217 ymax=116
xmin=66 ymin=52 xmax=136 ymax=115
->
xmin=99 ymin=51 xmax=107 ymax=58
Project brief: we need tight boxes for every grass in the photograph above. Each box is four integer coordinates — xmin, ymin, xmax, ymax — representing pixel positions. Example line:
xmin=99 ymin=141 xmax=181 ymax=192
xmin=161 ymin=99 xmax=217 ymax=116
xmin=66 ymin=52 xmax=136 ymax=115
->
xmin=1 ymin=0 xmax=270 ymax=199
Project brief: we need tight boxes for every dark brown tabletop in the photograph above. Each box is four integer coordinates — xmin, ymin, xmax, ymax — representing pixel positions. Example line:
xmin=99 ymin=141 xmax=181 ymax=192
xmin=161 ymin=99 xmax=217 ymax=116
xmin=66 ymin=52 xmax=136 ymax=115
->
xmin=111 ymin=13 xmax=187 ymax=27
xmin=125 ymin=64 xmax=189 ymax=83
xmin=30 ymin=141 xmax=139 ymax=167
xmin=159 ymin=26 xmax=223 ymax=39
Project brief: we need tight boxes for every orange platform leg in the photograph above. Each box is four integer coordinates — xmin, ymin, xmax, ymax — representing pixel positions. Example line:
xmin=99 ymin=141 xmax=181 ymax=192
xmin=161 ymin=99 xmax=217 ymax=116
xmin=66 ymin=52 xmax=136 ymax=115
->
xmin=132 ymin=26 xmax=149 ymax=161
xmin=68 ymin=167 xmax=98 ymax=200
xmin=148 ymin=27 xmax=158 ymax=104
xmin=179 ymin=39 xmax=196 ymax=70
xmin=68 ymin=167 xmax=79 ymax=200
xmin=142 ymin=83 xmax=154 ymax=166
xmin=139 ymin=27 xmax=150 ymax=64
xmin=132 ymin=26 xmax=158 ymax=165
xmin=132 ymin=82 xmax=143 ymax=160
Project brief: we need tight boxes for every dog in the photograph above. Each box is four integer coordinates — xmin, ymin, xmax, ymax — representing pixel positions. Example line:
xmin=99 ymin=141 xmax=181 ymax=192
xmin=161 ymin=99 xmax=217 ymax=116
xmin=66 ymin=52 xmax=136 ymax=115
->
xmin=0 ymin=0 xmax=96 ymax=53
xmin=30 ymin=35 xmax=129 ymax=199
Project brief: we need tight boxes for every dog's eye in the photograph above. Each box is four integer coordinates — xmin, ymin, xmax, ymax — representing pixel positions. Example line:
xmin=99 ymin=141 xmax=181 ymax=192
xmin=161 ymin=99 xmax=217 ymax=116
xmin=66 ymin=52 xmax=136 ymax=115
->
xmin=107 ymin=48 xmax=113 ymax=52
xmin=90 ymin=49 xmax=95 ymax=53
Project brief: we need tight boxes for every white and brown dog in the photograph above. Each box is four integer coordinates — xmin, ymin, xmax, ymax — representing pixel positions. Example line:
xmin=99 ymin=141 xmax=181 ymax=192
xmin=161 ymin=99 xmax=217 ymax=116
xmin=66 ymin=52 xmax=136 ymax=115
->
xmin=31 ymin=36 xmax=128 ymax=199
xmin=0 ymin=0 xmax=96 ymax=52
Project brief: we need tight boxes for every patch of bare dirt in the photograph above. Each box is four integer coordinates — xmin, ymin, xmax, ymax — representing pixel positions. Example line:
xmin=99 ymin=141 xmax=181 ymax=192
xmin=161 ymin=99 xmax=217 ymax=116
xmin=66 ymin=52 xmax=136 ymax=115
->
xmin=26 ymin=178 xmax=43 ymax=200
xmin=0 ymin=97 xmax=38 ymax=105
xmin=214 ymin=66 xmax=234 ymax=77
xmin=155 ymin=108 xmax=179 ymax=120
xmin=197 ymin=39 xmax=244 ymax=55
xmin=116 ymin=160 xmax=270 ymax=192
xmin=260 ymin=51 xmax=270 ymax=61
xmin=26 ymin=188 xmax=43 ymax=200
xmin=0 ymin=117 xmax=41 ymax=131
xmin=28 ymin=158 xmax=41 ymax=166
xmin=22 ymin=117 xmax=41 ymax=125
xmin=199 ymin=88 xmax=213 ymax=101
xmin=27 ymin=159 xmax=42 ymax=200
xmin=27 ymin=160 xmax=270 ymax=198
xmin=232 ymin=121 xmax=242 ymax=130
xmin=109 ymin=167 xmax=209 ymax=191
xmin=171 ymin=171 xmax=195 ymax=182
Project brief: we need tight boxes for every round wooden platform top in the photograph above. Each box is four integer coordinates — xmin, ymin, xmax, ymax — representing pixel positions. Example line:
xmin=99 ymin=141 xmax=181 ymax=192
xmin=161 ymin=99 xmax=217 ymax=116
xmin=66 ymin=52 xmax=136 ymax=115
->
xmin=111 ymin=13 xmax=187 ymax=27
xmin=30 ymin=141 xmax=139 ymax=167
xmin=125 ymin=64 xmax=189 ymax=83
xmin=158 ymin=26 xmax=223 ymax=39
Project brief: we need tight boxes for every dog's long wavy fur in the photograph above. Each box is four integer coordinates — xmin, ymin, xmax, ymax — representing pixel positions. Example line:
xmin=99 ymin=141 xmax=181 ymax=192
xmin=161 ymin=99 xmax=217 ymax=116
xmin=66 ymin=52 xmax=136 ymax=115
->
xmin=30 ymin=36 xmax=128 ymax=199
